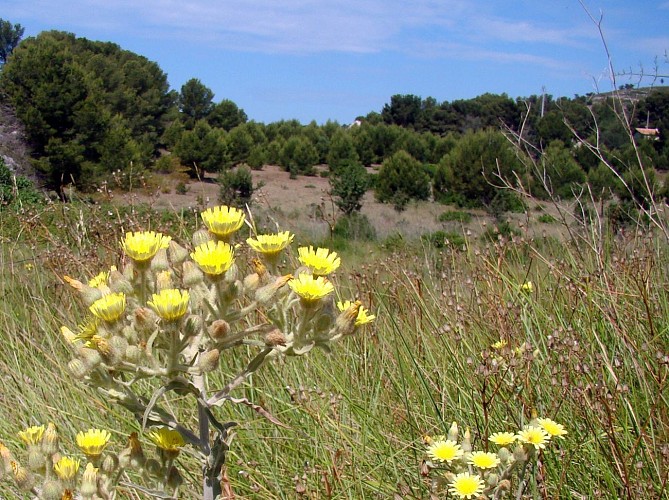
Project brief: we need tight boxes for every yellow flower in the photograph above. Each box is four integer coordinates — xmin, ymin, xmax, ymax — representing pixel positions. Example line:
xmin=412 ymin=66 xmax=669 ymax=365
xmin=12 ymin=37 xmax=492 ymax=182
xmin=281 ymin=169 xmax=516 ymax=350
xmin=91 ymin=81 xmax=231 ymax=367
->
xmin=426 ymin=439 xmax=463 ymax=463
xmin=520 ymin=281 xmax=533 ymax=293
xmin=537 ymin=418 xmax=568 ymax=439
xmin=491 ymin=339 xmax=507 ymax=349
xmin=247 ymin=231 xmax=294 ymax=257
xmin=121 ymin=231 xmax=171 ymax=263
xmin=89 ymin=292 xmax=126 ymax=322
xmin=449 ymin=472 xmax=485 ymax=499
xmin=201 ymin=206 xmax=245 ymax=238
xmin=17 ymin=425 xmax=45 ymax=446
xmin=191 ymin=240 xmax=235 ymax=276
xmin=297 ymin=246 xmax=341 ymax=275
xmin=76 ymin=429 xmax=111 ymax=457
xmin=337 ymin=300 xmax=375 ymax=326
xmin=488 ymin=432 xmax=516 ymax=446
xmin=88 ymin=271 xmax=109 ymax=289
xmin=468 ymin=451 xmax=501 ymax=469
xmin=80 ymin=463 xmax=98 ymax=496
xmin=54 ymin=456 xmax=80 ymax=481
xmin=288 ymin=273 xmax=334 ymax=303
xmin=517 ymin=426 xmax=550 ymax=450
xmin=148 ymin=289 xmax=190 ymax=321
xmin=148 ymin=428 xmax=185 ymax=452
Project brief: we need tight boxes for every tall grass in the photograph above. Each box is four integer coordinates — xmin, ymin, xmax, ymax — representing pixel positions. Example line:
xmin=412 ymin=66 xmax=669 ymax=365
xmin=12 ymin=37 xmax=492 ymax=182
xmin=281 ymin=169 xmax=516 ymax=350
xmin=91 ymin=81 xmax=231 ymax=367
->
xmin=0 ymin=202 xmax=667 ymax=498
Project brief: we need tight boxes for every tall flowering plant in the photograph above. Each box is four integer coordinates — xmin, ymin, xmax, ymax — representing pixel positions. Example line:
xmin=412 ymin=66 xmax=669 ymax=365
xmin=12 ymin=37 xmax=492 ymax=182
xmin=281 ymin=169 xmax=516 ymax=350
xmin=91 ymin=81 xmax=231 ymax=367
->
xmin=1 ymin=206 xmax=373 ymax=499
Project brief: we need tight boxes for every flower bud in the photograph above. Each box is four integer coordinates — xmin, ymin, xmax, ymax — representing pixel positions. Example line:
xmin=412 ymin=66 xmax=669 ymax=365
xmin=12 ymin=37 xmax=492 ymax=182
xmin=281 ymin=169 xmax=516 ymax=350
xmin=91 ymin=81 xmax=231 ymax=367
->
xmin=11 ymin=461 xmax=34 ymax=491
xmin=41 ymin=423 xmax=59 ymax=456
xmin=0 ymin=443 xmax=13 ymax=474
xmin=255 ymin=274 xmax=292 ymax=304
xmin=107 ymin=336 xmax=129 ymax=365
xmin=487 ymin=473 xmax=499 ymax=487
xmin=182 ymin=261 xmax=204 ymax=287
xmin=78 ymin=347 xmax=102 ymax=369
xmin=497 ymin=447 xmax=511 ymax=463
xmin=447 ymin=422 xmax=459 ymax=442
xmin=243 ymin=272 xmax=260 ymax=293
xmin=265 ymin=329 xmax=287 ymax=347
xmin=513 ymin=444 xmax=529 ymax=463
xmin=101 ymin=453 xmax=119 ymax=474
xmin=42 ymin=479 xmax=65 ymax=500
xmin=498 ymin=479 xmax=511 ymax=491
xmin=27 ymin=449 xmax=45 ymax=471
xmin=68 ymin=358 xmax=90 ymax=378
xmin=184 ymin=315 xmax=202 ymax=338
xmin=109 ymin=269 xmax=133 ymax=295
xmin=119 ymin=433 xmax=145 ymax=469
xmin=168 ymin=240 xmax=189 ymax=264
xmin=144 ymin=458 xmax=161 ymax=478
xmin=166 ymin=465 xmax=183 ymax=490
xmin=333 ymin=302 xmax=359 ymax=337
xmin=192 ymin=228 xmax=211 ymax=247
xmin=80 ymin=463 xmax=99 ymax=497
xmin=133 ymin=307 xmax=156 ymax=332
xmin=124 ymin=345 xmax=142 ymax=364
xmin=208 ymin=320 xmax=230 ymax=340
xmin=150 ymin=248 xmax=169 ymax=272
xmin=198 ymin=349 xmax=220 ymax=373
xmin=462 ymin=427 xmax=472 ymax=453
xmin=156 ymin=270 xmax=173 ymax=291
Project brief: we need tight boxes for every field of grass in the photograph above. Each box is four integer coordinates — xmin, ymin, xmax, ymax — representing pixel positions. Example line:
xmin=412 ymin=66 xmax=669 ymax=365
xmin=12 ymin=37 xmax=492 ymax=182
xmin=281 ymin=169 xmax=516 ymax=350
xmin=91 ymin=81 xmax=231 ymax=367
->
xmin=0 ymin=199 xmax=667 ymax=499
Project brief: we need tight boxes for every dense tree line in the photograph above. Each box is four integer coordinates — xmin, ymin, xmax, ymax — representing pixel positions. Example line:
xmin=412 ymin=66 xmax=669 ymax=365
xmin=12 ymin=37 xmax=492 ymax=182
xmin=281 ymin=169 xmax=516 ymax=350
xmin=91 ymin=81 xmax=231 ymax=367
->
xmin=1 ymin=24 xmax=667 ymax=215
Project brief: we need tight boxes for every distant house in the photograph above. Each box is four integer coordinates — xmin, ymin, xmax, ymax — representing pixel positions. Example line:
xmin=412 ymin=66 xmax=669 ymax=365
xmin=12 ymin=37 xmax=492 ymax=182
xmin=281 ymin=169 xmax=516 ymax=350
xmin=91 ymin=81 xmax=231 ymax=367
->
xmin=634 ymin=127 xmax=660 ymax=141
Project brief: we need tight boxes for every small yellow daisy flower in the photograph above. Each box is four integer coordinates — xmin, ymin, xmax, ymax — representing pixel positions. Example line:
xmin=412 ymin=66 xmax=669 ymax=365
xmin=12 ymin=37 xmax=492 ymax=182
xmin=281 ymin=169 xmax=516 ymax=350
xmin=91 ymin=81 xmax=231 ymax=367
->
xmin=488 ymin=432 xmax=516 ymax=446
xmin=520 ymin=281 xmax=533 ymax=293
xmin=121 ymin=231 xmax=171 ymax=263
xmin=191 ymin=240 xmax=235 ymax=276
xmin=288 ymin=273 xmax=334 ymax=303
xmin=17 ymin=425 xmax=45 ymax=446
xmin=337 ymin=300 xmax=376 ymax=326
xmin=468 ymin=451 xmax=501 ymax=469
xmin=449 ymin=472 xmax=485 ymax=499
xmin=426 ymin=439 xmax=463 ymax=463
xmin=54 ymin=456 xmax=80 ymax=481
xmin=537 ymin=418 xmax=568 ymax=439
xmin=491 ymin=339 xmax=507 ymax=349
xmin=88 ymin=271 xmax=110 ymax=289
xmin=76 ymin=429 xmax=111 ymax=458
xmin=148 ymin=289 xmax=190 ymax=321
xmin=89 ymin=292 xmax=126 ymax=322
xmin=297 ymin=246 xmax=341 ymax=275
xmin=201 ymin=206 xmax=245 ymax=238
xmin=247 ymin=231 xmax=294 ymax=257
xmin=517 ymin=426 xmax=550 ymax=450
xmin=148 ymin=428 xmax=185 ymax=453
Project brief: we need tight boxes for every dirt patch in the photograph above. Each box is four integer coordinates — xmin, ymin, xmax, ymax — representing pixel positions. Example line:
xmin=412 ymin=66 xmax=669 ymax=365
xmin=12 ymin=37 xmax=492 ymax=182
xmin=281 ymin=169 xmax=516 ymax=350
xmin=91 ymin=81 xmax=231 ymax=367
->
xmin=111 ymin=165 xmax=570 ymax=241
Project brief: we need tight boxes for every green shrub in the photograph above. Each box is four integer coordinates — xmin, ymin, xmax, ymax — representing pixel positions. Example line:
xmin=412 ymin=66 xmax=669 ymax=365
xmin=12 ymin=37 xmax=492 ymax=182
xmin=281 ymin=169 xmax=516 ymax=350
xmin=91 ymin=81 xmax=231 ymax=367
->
xmin=218 ymin=165 xmax=254 ymax=206
xmin=537 ymin=213 xmax=557 ymax=224
xmin=421 ymin=230 xmax=466 ymax=249
xmin=329 ymin=161 xmax=369 ymax=215
xmin=375 ymin=150 xmax=430 ymax=207
xmin=437 ymin=210 xmax=473 ymax=223
xmin=333 ymin=213 xmax=377 ymax=241
xmin=481 ymin=220 xmax=519 ymax=241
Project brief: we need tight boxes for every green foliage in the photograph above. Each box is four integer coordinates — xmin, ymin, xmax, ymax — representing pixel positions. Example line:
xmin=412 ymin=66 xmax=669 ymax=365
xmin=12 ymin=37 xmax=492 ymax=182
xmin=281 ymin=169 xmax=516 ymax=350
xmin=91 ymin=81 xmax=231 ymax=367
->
xmin=0 ymin=18 xmax=24 ymax=64
xmin=0 ymin=157 xmax=41 ymax=207
xmin=178 ymin=78 xmax=214 ymax=128
xmin=433 ymin=129 xmax=524 ymax=207
xmin=586 ymin=163 xmax=616 ymax=200
xmin=218 ymin=165 xmax=254 ymax=206
xmin=329 ymin=160 xmax=369 ymax=215
xmin=174 ymin=120 xmax=228 ymax=176
xmin=481 ymin=220 xmax=519 ymax=241
xmin=537 ymin=213 xmax=557 ymax=224
xmin=421 ymin=229 xmax=466 ymax=249
xmin=207 ymin=99 xmax=247 ymax=131
xmin=280 ymin=136 xmax=318 ymax=177
xmin=332 ymin=212 xmax=377 ymax=241
xmin=437 ymin=210 xmax=473 ymax=224
xmin=326 ymin=129 xmax=359 ymax=171
xmin=0 ymin=31 xmax=174 ymax=189
xmin=375 ymin=150 xmax=430 ymax=210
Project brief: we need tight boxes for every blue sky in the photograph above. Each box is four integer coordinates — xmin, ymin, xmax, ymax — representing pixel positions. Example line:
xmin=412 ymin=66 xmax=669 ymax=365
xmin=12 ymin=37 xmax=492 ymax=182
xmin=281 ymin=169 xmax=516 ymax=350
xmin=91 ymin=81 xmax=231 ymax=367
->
xmin=2 ymin=1 xmax=668 ymax=124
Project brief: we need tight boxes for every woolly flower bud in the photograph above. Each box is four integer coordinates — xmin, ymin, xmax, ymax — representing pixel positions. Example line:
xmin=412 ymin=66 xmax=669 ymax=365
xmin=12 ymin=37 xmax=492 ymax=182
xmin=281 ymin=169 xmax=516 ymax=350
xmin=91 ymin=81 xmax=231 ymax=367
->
xmin=78 ymin=347 xmax=102 ymax=369
xmin=156 ymin=270 xmax=174 ymax=291
xmin=118 ymin=433 xmax=145 ymax=469
xmin=109 ymin=269 xmax=133 ymax=295
xmin=27 ymin=449 xmax=45 ymax=471
xmin=182 ymin=261 xmax=204 ymax=287
xmin=167 ymin=465 xmax=183 ymax=489
xmin=168 ymin=240 xmax=189 ymax=264
xmin=487 ymin=473 xmax=499 ymax=487
xmin=184 ymin=315 xmax=202 ymax=338
xmin=150 ymin=248 xmax=170 ymax=272
xmin=11 ymin=461 xmax=34 ymax=491
xmin=447 ymin=422 xmax=459 ymax=442
xmin=68 ymin=358 xmax=90 ymax=378
xmin=333 ymin=302 xmax=359 ymax=337
xmin=513 ymin=444 xmax=529 ymax=463
xmin=101 ymin=453 xmax=119 ymax=474
xmin=198 ymin=349 xmax=220 ymax=373
xmin=497 ymin=447 xmax=511 ymax=464
xmin=133 ymin=307 xmax=156 ymax=332
xmin=41 ymin=479 xmax=64 ymax=500
xmin=42 ymin=423 xmax=59 ymax=456
xmin=63 ymin=276 xmax=103 ymax=306
xmin=208 ymin=320 xmax=230 ymax=340
xmin=498 ymin=479 xmax=512 ymax=491
xmin=124 ymin=345 xmax=142 ymax=364
xmin=243 ymin=272 xmax=260 ymax=293
xmin=255 ymin=274 xmax=292 ymax=304
xmin=462 ymin=427 xmax=472 ymax=453
xmin=80 ymin=463 xmax=99 ymax=497
xmin=264 ymin=329 xmax=287 ymax=347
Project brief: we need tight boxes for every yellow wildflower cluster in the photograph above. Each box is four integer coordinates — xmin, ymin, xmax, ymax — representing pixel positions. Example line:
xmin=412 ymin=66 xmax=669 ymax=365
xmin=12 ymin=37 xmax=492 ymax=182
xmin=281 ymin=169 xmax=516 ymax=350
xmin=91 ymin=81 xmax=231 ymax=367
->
xmin=424 ymin=417 xmax=567 ymax=498
xmin=51 ymin=205 xmax=375 ymax=497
